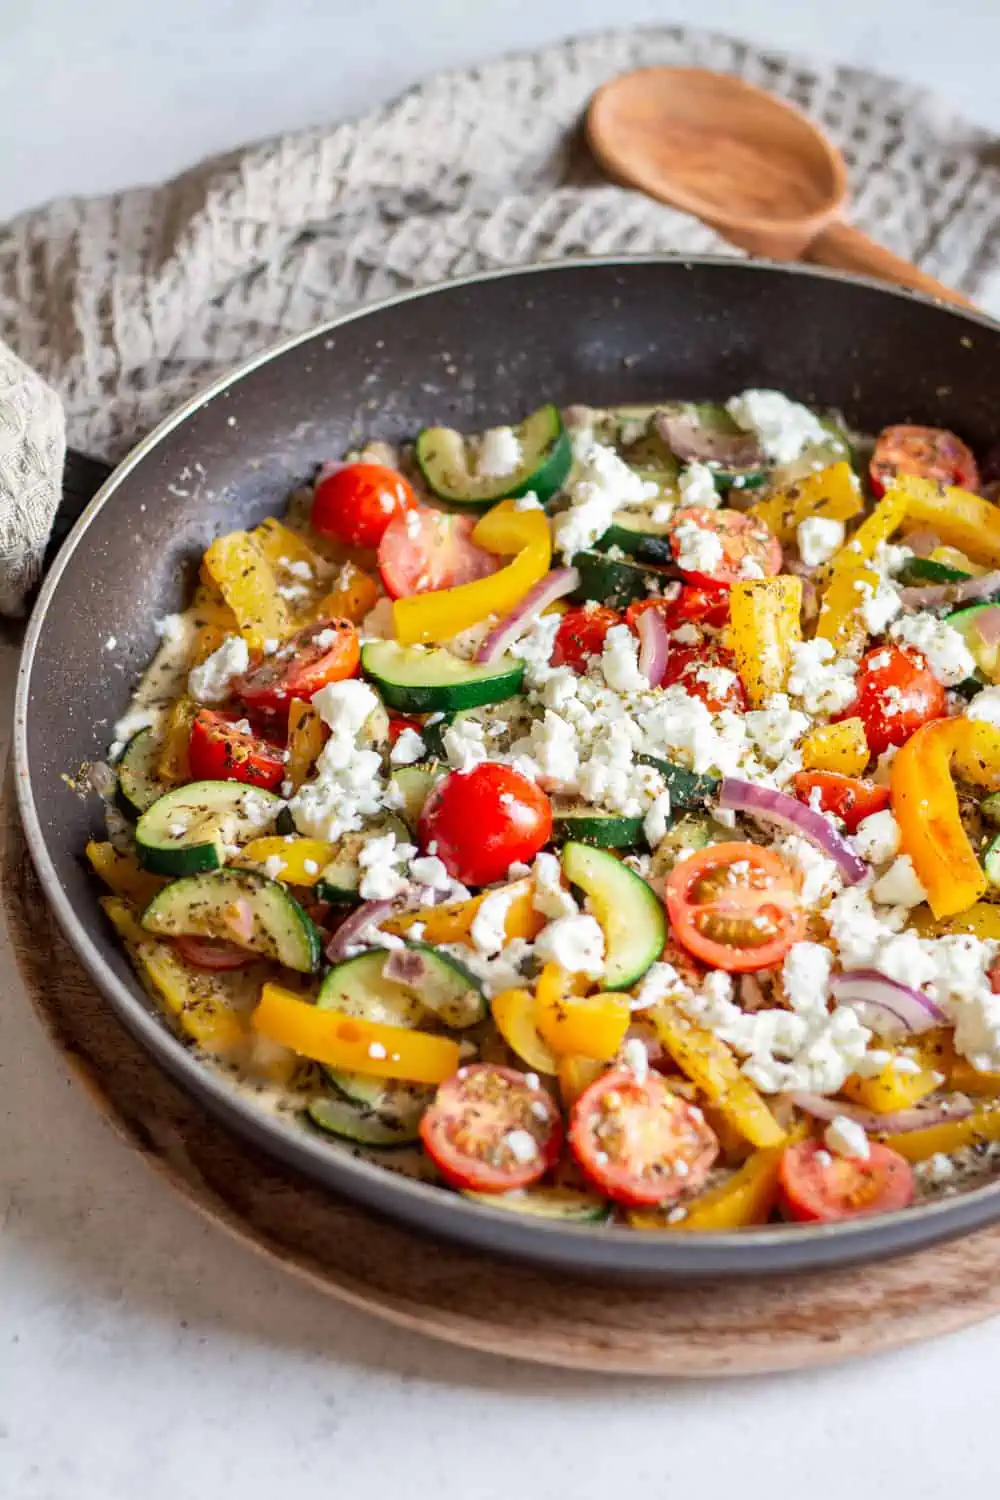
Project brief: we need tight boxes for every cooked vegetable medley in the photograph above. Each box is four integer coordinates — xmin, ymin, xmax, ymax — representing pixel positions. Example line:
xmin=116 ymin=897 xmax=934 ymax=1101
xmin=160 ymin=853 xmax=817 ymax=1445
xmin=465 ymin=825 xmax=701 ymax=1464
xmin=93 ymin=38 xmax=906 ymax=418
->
xmin=91 ymin=393 xmax=1000 ymax=1231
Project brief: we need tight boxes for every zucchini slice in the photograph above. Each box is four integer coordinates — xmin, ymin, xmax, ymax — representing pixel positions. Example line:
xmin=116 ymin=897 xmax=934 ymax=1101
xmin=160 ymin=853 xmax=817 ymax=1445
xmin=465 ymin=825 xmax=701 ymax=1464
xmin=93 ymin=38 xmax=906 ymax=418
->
xmin=463 ymin=1187 xmax=611 ymax=1222
xmin=898 ymin=557 xmax=972 ymax=586
xmin=136 ymin=781 xmax=284 ymax=875
xmin=560 ymin=840 xmax=666 ymax=990
xmin=313 ymin=814 xmax=411 ymax=904
xmin=636 ymin=756 xmax=721 ymax=812
xmin=318 ymin=944 xmax=486 ymax=1030
xmin=982 ymin=792 xmax=1000 ymax=828
xmin=985 ymin=833 xmax=1000 ymax=888
xmin=597 ymin=510 xmax=675 ymax=559
xmin=570 ymin=551 xmax=678 ymax=610
xmin=116 ymin=728 xmax=166 ymax=818
xmin=948 ymin=603 xmax=1000 ymax=682
xmin=388 ymin=762 xmax=446 ymax=831
xmin=322 ymin=1070 xmax=430 ymax=1142
xmin=141 ymin=868 xmax=321 ymax=972
xmin=306 ymin=1095 xmax=420 ymax=1148
xmin=551 ymin=801 xmax=643 ymax=849
xmin=361 ymin=640 xmax=524 ymax=713
xmin=415 ymin=403 xmax=571 ymax=510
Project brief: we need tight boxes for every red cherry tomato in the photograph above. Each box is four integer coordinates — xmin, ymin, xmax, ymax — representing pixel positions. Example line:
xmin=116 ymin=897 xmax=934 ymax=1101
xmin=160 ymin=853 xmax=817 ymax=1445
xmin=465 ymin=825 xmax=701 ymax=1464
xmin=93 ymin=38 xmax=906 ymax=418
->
xmin=665 ymin=842 xmax=804 ymax=973
xmin=173 ymin=936 xmax=257 ymax=971
xmin=791 ymin=771 xmax=889 ymax=832
xmin=552 ymin=604 xmax=623 ymax=672
xmin=310 ymin=462 xmax=417 ymax=548
xmin=418 ymin=763 xmax=552 ymax=886
xmin=377 ymin=505 xmax=499 ymax=599
xmin=668 ymin=506 xmax=782 ymax=587
xmin=187 ymin=709 xmax=285 ymax=791
xmin=388 ymin=715 xmax=422 ymax=745
xmin=870 ymin=425 xmax=979 ymax=499
xmin=661 ymin=643 xmax=748 ymax=712
xmin=778 ymin=1138 xmax=915 ymax=1222
xmin=234 ymin=618 xmax=359 ymax=721
xmin=839 ymin=644 xmax=946 ymax=756
xmin=569 ymin=1069 xmax=719 ymax=1206
xmin=420 ymin=1064 xmax=562 ymax=1192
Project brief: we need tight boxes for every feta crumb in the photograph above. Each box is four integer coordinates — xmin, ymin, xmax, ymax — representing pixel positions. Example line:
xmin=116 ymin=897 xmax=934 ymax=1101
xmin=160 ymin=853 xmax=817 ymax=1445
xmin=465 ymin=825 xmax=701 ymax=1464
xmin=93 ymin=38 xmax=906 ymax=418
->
xmin=469 ymin=886 xmax=518 ymax=957
xmin=534 ymin=914 xmax=606 ymax=976
xmin=678 ymin=461 xmax=719 ymax=508
xmin=918 ymin=1152 xmax=956 ymax=1185
xmin=968 ymin=686 xmax=1000 ymax=726
xmin=409 ymin=854 xmax=452 ymax=890
xmin=824 ymin=1115 xmax=871 ymax=1160
xmin=851 ymin=809 xmax=901 ymax=865
xmin=890 ymin=612 xmax=975 ymax=686
xmin=477 ymin=426 xmax=522 ymax=478
xmin=622 ymin=1036 xmax=649 ymax=1083
xmin=262 ymin=854 xmax=285 ymax=880
xmin=389 ymin=727 xmax=426 ymax=766
xmin=532 ymin=851 xmax=578 ymax=920
xmin=726 ymin=389 xmax=828 ymax=465
xmin=671 ymin=518 xmax=724 ymax=576
xmin=643 ymin=790 xmax=672 ymax=848
xmin=188 ymin=634 xmax=250 ymax=703
xmin=871 ymin=854 xmax=929 ymax=909
xmin=104 ymin=635 xmax=117 ymax=650
xmin=553 ymin=439 xmax=658 ymax=561
xmin=601 ymin=623 xmax=646 ymax=693
xmin=368 ymin=1041 xmax=388 ymax=1060
xmin=303 ymin=859 xmax=319 ymax=876
xmin=744 ymin=694 xmax=810 ymax=764
xmin=504 ymin=1128 xmax=539 ymax=1164
xmin=786 ymin=638 xmax=857 ymax=717
xmin=514 ymin=491 xmax=543 ymax=511
xmin=797 ymin=516 xmax=845 ymax=568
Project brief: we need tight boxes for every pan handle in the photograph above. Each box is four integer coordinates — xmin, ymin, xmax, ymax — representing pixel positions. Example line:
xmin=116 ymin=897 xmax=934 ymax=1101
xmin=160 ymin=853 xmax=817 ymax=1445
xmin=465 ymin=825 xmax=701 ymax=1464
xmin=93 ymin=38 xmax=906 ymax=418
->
xmin=43 ymin=448 xmax=115 ymax=568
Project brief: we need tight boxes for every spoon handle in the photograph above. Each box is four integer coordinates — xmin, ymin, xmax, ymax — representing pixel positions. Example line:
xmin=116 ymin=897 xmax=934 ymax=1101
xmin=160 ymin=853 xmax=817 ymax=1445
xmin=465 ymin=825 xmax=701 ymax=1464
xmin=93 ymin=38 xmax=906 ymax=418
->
xmin=803 ymin=220 xmax=973 ymax=309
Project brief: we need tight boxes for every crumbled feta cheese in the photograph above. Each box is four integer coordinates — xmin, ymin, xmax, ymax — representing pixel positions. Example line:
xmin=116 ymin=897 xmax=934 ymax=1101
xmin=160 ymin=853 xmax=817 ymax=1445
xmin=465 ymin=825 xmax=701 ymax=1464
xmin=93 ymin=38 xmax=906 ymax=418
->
xmin=513 ymin=710 xmax=580 ymax=785
xmin=240 ymin=789 xmax=280 ymax=827
xmin=539 ymin=666 xmax=579 ymax=711
xmin=726 ymin=389 xmax=828 ymax=465
xmin=534 ymin=914 xmax=606 ymax=976
xmin=871 ymin=854 xmax=928 ymax=909
xmin=782 ymin=942 xmax=834 ymax=1020
xmin=671 ymin=518 xmax=724 ymax=576
xmin=469 ymin=886 xmax=518 ymax=957
xmin=918 ymin=1152 xmax=956 ymax=1185
xmin=303 ymin=859 xmax=319 ymax=876
xmin=439 ymin=937 xmax=534 ymax=998
xmin=967 ymin=686 xmax=1000 ymax=726
xmin=389 ymin=727 xmax=426 ymax=766
xmin=514 ymin=491 xmax=543 ymax=511
xmin=188 ymin=634 xmax=250 ymax=703
xmin=531 ymin=852 xmax=578 ymax=920
xmin=622 ymin=1037 xmax=649 ymax=1083
xmin=890 ymin=612 xmax=976 ymax=686
xmin=504 ymin=1128 xmax=539 ymax=1164
xmin=112 ymin=705 xmax=157 ymax=744
xmin=851 ymin=809 xmax=901 ymax=865
xmin=443 ymin=717 xmax=488 ymax=772
xmin=289 ymin=679 xmax=384 ymax=841
xmin=477 ymin=425 xmax=522 ymax=478
xmin=859 ymin=578 xmax=903 ymax=636
xmin=678 ymin=461 xmax=719 ymax=508
xmin=825 ymin=1116 xmax=870 ymax=1160
xmin=601 ymin=623 xmax=646 ymax=693
xmin=775 ymin=834 xmax=844 ymax=907
xmin=797 ymin=516 xmax=845 ymax=568
xmin=263 ymin=853 xmax=284 ymax=880
xmin=744 ymin=694 xmax=810 ymax=764
xmin=738 ymin=557 xmax=765 ymax=580
xmin=155 ymin=613 xmax=186 ymax=645
xmin=553 ymin=439 xmax=658 ymax=561
xmin=643 ymin=790 xmax=672 ymax=849
xmin=357 ymin=832 xmax=417 ymax=901
xmin=786 ymin=638 xmax=858 ymax=717
xmin=283 ymin=558 xmax=313 ymax=581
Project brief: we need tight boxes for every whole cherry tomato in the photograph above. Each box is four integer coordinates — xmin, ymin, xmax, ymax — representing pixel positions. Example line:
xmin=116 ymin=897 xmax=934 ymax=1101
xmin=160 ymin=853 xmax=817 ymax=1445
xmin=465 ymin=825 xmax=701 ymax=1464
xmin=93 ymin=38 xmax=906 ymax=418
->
xmin=311 ymin=462 xmax=416 ymax=548
xmin=839 ymin=644 xmax=946 ymax=756
xmin=418 ymin=763 xmax=552 ymax=886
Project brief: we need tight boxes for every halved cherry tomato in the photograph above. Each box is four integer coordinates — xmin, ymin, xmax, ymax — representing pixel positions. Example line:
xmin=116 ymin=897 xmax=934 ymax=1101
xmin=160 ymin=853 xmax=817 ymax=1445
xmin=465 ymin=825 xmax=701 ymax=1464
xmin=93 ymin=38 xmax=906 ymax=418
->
xmin=569 ymin=1069 xmax=719 ymax=1206
xmin=234 ymin=617 xmax=359 ymax=721
xmin=838 ymin=644 xmax=946 ymax=757
xmin=636 ymin=581 xmax=731 ymax=631
xmin=420 ymin=1064 xmax=562 ymax=1192
xmin=419 ymin=763 xmax=552 ymax=886
xmin=377 ymin=505 xmax=499 ymax=600
xmin=870 ymin=425 xmax=979 ymax=499
xmin=668 ymin=506 xmax=782 ymax=587
xmin=174 ymin=936 xmax=257 ymax=971
xmin=778 ymin=1138 xmax=915 ymax=1222
xmin=311 ymin=462 xmax=417 ymax=548
xmin=388 ymin=715 xmax=422 ymax=745
xmin=187 ymin=709 xmax=285 ymax=791
xmin=661 ymin=643 xmax=748 ymax=712
xmin=791 ymin=771 xmax=890 ymax=832
xmin=665 ymin=842 xmax=804 ymax=973
xmin=552 ymin=604 xmax=623 ymax=672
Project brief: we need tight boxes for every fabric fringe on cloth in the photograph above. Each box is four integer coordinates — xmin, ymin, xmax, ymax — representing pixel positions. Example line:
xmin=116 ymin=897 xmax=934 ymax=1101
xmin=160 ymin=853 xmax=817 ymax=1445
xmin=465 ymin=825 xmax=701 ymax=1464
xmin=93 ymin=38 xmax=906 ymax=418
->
xmin=2 ymin=23 xmax=1000 ymax=612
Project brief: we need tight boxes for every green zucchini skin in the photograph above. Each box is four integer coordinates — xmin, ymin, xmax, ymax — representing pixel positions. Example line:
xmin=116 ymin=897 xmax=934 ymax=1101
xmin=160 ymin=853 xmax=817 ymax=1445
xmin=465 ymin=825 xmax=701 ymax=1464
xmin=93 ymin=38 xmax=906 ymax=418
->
xmin=415 ymin=404 xmax=571 ymax=510
xmin=141 ymin=867 xmax=321 ymax=972
xmin=135 ymin=781 xmax=284 ymax=875
xmin=560 ymin=841 xmax=666 ymax=990
xmin=361 ymin=641 xmax=524 ymax=713
xmin=116 ymin=728 xmax=165 ymax=818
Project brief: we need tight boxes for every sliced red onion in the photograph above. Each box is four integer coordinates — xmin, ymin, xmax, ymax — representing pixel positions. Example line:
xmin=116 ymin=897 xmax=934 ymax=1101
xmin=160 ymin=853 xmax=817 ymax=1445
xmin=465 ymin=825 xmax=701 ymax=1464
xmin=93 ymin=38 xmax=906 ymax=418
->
xmin=635 ymin=606 xmax=670 ymax=686
xmin=899 ymin=568 xmax=1000 ymax=612
xmin=718 ymin=778 xmax=868 ymax=886
xmin=477 ymin=567 xmax=579 ymax=664
xmin=973 ymin=605 xmax=1000 ymax=649
xmin=789 ymin=1090 xmax=974 ymax=1135
xmin=830 ymin=969 xmax=947 ymax=1036
xmin=383 ymin=947 xmax=433 ymax=985
xmin=324 ymin=900 xmax=395 ymax=962
xmin=654 ymin=407 xmax=764 ymax=469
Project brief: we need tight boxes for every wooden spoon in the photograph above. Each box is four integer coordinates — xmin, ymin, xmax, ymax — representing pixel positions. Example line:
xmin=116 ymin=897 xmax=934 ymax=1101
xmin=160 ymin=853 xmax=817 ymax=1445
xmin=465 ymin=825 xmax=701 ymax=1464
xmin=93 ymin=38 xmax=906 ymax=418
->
xmin=588 ymin=67 xmax=971 ymax=307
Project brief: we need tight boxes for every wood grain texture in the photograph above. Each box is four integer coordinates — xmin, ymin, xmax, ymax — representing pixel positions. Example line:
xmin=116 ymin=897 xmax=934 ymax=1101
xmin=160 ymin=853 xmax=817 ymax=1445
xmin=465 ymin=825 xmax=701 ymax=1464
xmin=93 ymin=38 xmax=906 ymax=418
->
xmin=6 ymin=768 xmax=1000 ymax=1377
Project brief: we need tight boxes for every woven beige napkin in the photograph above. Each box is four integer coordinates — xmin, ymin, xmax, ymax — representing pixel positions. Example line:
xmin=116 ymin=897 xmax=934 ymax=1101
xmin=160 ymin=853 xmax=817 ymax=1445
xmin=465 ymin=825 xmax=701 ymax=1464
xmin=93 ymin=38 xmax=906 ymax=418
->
xmin=2 ymin=23 xmax=1000 ymax=613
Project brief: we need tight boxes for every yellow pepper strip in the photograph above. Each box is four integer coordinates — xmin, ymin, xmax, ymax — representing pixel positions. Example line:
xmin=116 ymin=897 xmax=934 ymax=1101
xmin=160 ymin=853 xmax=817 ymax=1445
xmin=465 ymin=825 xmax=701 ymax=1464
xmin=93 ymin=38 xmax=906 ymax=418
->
xmin=912 ymin=902 xmax=1000 ymax=941
xmin=729 ymin=576 xmax=802 ymax=708
xmin=189 ymin=595 xmax=241 ymax=666
xmin=749 ymin=461 xmax=862 ymax=544
xmin=629 ymin=1125 xmax=809 ymax=1231
xmin=650 ymin=1004 xmax=786 ymax=1149
xmin=87 ymin=841 xmax=167 ymax=907
xmin=384 ymin=879 xmax=544 ymax=945
xmin=238 ymin=836 xmax=337 ymax=885
xmin=557 ymin=1054 xmax=605 ymax=1109
xmin=253 ymin=983 xmax=459 ymax=1083
xmin=891 ymin=719 xmax=987 ymax=919
xmin=829 ymin=489 xmax=912 ymax=571
xmin=286 ymin=698 xmax=325 ymax=791
xmin=534 ymin=963 xmax=630 ymax=1061
xmin=315 ymin=560 xmax=380 ymax=625
xmin=929 ymin=545 xmax=986 ymax=577
xmin=951 ymin=719 xmax=1000 ymax=793
xmin=841 ymin=1057 xmax=941 ymax=1114
xmin=948 ymin=1056 xmax=1000 ymax=1098
xmin=102 ymin=896 xmax=247 ymax=1054
xmin=393 ymin=501 xmax=551 ymax=646
xmin=800 ymin=717 xmax=869 ymax=776
xmin=492 ymin=988 xmax=560 ymax=1074
xmin=814 ymin=556 xmax=879 ymax=657
xmin=252 ymin=517 xmax=328 ymax=579
xmin=202 ymin=530 xmax=291 ymax=649
xmin=892 ymin=474 xmax=1000 ymax=567
xmin=157 ymin=697 xmax=198 ymax=785
xmin=880 ymin=1103 xmax=1000 ymax=1163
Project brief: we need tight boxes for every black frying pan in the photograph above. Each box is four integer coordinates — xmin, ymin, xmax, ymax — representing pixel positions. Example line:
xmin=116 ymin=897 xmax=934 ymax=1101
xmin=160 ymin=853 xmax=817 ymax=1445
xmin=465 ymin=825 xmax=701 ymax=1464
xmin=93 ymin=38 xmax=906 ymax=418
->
xmin=16 ymin=257 xmax=1000 ymax=1279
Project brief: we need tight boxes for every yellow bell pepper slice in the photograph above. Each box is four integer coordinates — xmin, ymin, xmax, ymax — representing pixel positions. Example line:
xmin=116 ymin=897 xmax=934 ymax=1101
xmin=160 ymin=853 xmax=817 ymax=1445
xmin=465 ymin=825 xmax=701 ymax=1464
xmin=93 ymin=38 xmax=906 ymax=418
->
xmin=534 ymin=963 xmax=630 ymax=1061
xmin=749 ymin=461 xmax=862 ymax=543
xmin=891 ymin=718 xmax=988 ymax=919
xmin=880 ymin=1103 xmax=1000 ymax=1162
xmin=190 ymin=596 xmax=240 ymax=665
xmin=912 ymin=902 xmax=1000 ymax=941
xmin=253 ymin=983 xmax=460 ymax=1083
xmin=393 ymin=501 xmax=551 ymax=646
xmin=828 ymin=489 xmax=912 ymax=571
xmin=87 ymin=841 xmax=167 ymax=907
xmin=315 ymin=560 xmax=381 ymax=625
xmin=157 ymin=697 xmax=198 ymax=785
xmin=729 ymin=575 xmax=802 ymax=708
xmin=102 ymin=896 xmax=248 ymax=1054
xmin=951 ymin=719 xmax=1000 ymax=792
xmin=557 ymin=1054 xmax=605 ymax=1108
xmin=841 ymin=1057 xmax=941 ymax=1114
xmin=650 ymin=1004 xmax=786 ymax=1149
xmin=815 ymin=556 xmax=879 ymax=657
xmin=892 ymin=474 xmax=1000 ymax=567
xmin=947 ymin=1057 xmax=1000 ymax=1098
xmin=383 ymin=879 xmax=545 ymax=946
xmin=799 ymin=717 xmax=869 ymax=776
xmin=629 ymin=1125 xmax=808 ymax=1231
xmin=285 ymin=697 xmax=325 ymax=791
xmin=238 ymin=836 xmax=336 ymax=885
xmin=202 ymin=530 xmax=291 ymax=649
xmin=492 ymin=988 xmax=560 ymax=1074
xmin=928 ymin=545 xmax=985 ymax=577
xmin=252 ymin=517 xmax=327 ymax=580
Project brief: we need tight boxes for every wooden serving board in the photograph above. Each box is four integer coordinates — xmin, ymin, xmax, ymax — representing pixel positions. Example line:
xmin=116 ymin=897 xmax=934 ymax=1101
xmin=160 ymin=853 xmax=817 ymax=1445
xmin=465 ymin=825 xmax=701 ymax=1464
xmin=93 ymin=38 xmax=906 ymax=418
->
xmin=6 ymin=772 xmax=1000 ymax=1377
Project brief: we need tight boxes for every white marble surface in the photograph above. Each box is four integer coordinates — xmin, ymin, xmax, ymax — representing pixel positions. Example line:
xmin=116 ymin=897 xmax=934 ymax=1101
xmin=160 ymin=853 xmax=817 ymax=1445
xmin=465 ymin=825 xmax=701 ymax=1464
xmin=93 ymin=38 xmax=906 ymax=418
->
xmin=6 ymin=5 xmax=1000 ymax=1496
